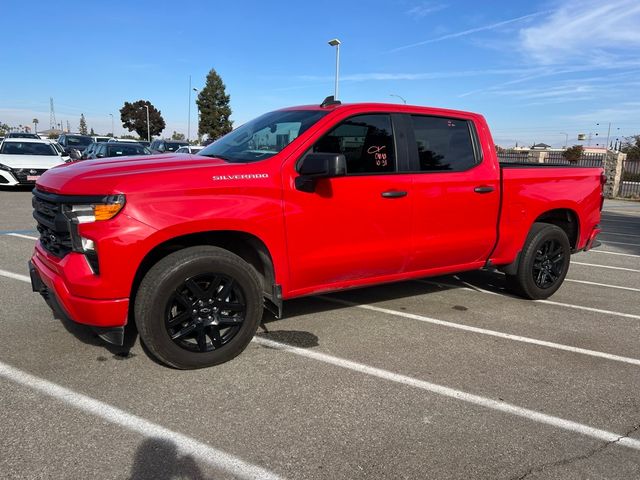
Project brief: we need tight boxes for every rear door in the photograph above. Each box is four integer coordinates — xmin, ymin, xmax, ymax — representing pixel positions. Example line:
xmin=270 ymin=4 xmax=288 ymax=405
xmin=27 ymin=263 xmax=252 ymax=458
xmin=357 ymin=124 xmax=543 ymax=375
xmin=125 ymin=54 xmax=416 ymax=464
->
xmin=283 ymin=112 xmax=413 ymax=293
xmin=407 ymin=114 xmax=500 ymax=271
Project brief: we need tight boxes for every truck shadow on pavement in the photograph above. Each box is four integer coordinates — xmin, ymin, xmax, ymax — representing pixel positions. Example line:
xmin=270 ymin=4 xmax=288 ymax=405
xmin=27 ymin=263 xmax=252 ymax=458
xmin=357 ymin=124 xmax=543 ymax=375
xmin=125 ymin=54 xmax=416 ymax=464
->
xmin=128 ymin=437 xmax=213 ymax=480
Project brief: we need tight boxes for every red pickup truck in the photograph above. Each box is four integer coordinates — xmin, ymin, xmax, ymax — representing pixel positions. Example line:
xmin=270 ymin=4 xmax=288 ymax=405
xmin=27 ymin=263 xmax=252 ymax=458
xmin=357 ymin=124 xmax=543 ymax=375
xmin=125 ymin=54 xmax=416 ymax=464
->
xmin=29 ymin=99 xmax=603 ymax=369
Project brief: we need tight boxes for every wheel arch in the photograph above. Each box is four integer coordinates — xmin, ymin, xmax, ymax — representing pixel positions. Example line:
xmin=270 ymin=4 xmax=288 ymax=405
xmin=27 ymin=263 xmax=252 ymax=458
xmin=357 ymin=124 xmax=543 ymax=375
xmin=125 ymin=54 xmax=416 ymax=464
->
xmin=533 ymin=208 xmax=580 ymax=250
xmin=130 ymin=230 xmax=280 ymax=319
xmin=498 ymin=208 xmax=579 ymax=275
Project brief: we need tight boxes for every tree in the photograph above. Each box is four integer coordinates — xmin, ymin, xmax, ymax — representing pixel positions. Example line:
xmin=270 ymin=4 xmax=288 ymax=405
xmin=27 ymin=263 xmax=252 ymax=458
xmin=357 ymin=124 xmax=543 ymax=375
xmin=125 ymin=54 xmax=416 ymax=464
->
xmin=562 ymin=145 xmax=584 ymax=163
xmin=171 ymin=131 xmax=185 ymax=141
xmin=0 ymin=122 xmax=8 ymax=135
xmin=48 ymin=132 xmax=58 ymax=139
xmin=621 ymin=135 xmax=640 ymax=161
xmin=196 ymin=69 xmax=232 ymax=141
xmin=79 ymin=114 xmax=88 ymax=135
xmin=32 ymin=118 xmax=39 ymax=134
xmin=90 ymin=127 xmax=96 ymax=136
xmin=120 ymin=100 xmax=166 ymax=140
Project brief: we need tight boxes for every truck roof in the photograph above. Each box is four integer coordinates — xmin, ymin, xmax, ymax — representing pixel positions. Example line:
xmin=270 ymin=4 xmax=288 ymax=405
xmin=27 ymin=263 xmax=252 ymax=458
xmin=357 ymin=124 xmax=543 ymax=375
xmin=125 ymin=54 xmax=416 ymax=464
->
xmin=280 ymin=102 xmax=482 ymax=119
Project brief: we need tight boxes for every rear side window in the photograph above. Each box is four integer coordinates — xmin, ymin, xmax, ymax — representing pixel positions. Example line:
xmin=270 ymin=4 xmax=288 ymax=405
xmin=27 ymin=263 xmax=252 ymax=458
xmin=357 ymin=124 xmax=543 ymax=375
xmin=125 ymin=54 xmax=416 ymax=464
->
xmin=411 ymin=115 xmax=477 ymax=172
xmin=313 ymin=114 xmax=396 ymax=174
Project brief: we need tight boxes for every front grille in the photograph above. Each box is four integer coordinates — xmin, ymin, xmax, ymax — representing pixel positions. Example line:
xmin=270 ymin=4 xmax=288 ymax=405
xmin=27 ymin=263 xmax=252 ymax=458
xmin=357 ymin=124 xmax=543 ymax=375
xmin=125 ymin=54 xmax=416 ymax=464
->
xmin=13 ymin=168 xmax=47 ymax=184
xmin=32 ymin=189 xmax=73 ymax=257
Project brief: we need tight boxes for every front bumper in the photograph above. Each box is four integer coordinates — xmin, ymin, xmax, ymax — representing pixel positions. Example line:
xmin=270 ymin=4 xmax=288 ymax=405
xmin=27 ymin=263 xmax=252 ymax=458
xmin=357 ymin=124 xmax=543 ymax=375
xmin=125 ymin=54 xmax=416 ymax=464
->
xmin=29 ymin=256 xmax=129 ymax=333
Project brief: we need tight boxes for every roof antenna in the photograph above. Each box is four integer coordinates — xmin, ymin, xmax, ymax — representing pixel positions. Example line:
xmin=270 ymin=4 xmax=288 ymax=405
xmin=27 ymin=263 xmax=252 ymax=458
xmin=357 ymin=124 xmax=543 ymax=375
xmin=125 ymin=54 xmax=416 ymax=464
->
xmin=320 ymin=95 xmax=341 ymax=108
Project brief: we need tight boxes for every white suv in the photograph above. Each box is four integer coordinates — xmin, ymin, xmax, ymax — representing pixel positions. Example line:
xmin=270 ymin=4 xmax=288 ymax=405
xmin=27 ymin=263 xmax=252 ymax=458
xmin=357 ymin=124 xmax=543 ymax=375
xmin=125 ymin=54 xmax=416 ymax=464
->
xmin=0 ymin=138 xmax=65 ymax=187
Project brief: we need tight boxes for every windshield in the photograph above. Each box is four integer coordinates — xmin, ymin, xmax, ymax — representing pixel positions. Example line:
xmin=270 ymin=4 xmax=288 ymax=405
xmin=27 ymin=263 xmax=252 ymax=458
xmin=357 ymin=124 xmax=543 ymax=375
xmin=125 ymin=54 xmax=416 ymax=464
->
xmin=107 ymin=144 xmax=150 ymax=156
xmin=199 ymin=109 xmax=328 ymax=163
xmin=67 ymin=136 xmax=92 ymax=147
xmin=0 ymin=142 xmax=57 ymax=156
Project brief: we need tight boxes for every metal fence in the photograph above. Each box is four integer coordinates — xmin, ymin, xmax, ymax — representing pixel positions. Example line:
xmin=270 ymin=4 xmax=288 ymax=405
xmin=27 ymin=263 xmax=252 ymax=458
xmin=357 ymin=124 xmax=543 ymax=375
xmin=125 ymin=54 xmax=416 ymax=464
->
xmin=619 ymin=160 xmax=640 ymax=198
xmin=497 ymin=150 xmax=605 ymax=168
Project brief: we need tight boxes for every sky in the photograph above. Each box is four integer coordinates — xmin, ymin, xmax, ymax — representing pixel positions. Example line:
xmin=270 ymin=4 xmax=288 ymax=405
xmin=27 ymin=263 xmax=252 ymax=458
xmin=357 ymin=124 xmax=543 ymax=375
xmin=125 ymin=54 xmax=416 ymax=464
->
xmin=1 ymin=0 xmax=639 ymax=147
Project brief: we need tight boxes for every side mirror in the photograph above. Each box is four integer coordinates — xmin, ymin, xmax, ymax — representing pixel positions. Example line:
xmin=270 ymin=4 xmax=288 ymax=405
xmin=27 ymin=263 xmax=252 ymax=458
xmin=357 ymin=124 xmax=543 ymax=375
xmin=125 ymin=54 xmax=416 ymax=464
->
xmin=96 ymin=153 xmax=105 ymax=158
xmin=296 ymin=153 xmax=346 ymax=192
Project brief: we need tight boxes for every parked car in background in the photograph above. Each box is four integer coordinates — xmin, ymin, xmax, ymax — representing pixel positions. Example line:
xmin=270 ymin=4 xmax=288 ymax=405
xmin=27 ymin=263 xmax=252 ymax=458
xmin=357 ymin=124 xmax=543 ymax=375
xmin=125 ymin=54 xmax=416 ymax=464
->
xmin=175 ymin=145 xmax=204 ymax=154
xmin=150 ymin=139 xmax=188 ymax=154
xmin=86 ymin=142 xmax=151 ymax=159
xmin=57 ymin=134 xmax=93 ymax=159
xmin=0 ymin=138 xmax=65 ymax=187
xmin=92 ymin=136 xmax=111 ymax=143
xmin=6 ymin=132 xmax=41 ymax=139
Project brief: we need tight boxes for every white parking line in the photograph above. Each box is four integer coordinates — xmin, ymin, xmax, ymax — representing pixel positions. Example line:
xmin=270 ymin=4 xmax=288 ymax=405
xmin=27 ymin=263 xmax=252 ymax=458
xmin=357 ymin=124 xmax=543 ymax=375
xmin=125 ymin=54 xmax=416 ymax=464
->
xmin=318 ymin=295 xmax=640 ymax=367
xmin=603 ymin=240 xmax=640 ymax=247
xmin=5 ymin=233 xmax=38 ymax=241
xmin=452 ymin=279 xmax=640 ymax=321
xmin=0 ymin=362 xmax=283 ymax=480
xmin=600 ymin=232 xmax=640 ymax=239
xmin=572 ymin=261 xmax=640 ymax=273
xmin=253 ymin=336 xmax=640 ymax=450
xmin=564 ymin=279 xmax=640 ymax=292
xmin=586 ymin=250 xmax=640 ymax=259
xmin=0 ymin=268 xmax=30 ymax=283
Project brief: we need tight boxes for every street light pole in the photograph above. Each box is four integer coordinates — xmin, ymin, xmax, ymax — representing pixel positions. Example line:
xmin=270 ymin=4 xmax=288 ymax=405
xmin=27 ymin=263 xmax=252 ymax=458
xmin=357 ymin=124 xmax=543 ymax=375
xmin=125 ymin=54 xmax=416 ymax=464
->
xmin=144 ymin=105 xmax=150 ymax=142
xmin=559 ymin=132 xmax=568 ymax=149
xmin=109 ymin=113 xmax=114 ymax=137
xmin=187 ymin=75 xmax=192 ymax=143
xmin=605 ymin=122 xmax=612 ymax=151
xmin=328 ymin=38 xmax=341 ymax=100
xmin=390 ymin=94 xmax=407 ymax=104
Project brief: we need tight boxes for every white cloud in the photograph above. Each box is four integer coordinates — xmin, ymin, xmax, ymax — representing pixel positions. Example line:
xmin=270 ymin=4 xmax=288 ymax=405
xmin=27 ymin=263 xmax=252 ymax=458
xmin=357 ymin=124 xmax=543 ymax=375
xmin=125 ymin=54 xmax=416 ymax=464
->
xmin=406 ymin=2 xmax=448 ymax=18
xmin=389 ymin=10 xmax=550 ymax=53
xmin=520 ymin=0 xmax=640 ymax=64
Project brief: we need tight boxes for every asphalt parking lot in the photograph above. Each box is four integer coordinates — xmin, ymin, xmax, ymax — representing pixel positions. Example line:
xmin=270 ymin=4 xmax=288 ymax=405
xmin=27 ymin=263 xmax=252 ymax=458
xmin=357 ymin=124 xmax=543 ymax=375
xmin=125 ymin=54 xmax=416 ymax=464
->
xmin=1 ymin=189 xmax=639 ymax=480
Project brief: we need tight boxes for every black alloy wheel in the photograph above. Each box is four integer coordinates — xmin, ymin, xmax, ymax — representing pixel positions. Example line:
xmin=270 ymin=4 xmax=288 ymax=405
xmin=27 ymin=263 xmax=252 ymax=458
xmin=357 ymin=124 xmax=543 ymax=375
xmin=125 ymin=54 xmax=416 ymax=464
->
xmin=166 ymin=273 xmax=246 ymax=353
xmin=505 ymin=222 xmax=571 ymax=300
xmin=135 ymin=246 xmax=263 ymax=369
xmin=531 ymin=239 xmax=565 ymax=289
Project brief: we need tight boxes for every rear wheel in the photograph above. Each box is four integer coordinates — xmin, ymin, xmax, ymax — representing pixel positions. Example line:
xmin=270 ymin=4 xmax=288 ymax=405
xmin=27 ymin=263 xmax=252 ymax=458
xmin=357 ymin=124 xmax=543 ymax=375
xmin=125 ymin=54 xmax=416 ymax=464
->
xmin=134 ymin=246 xmax=263 ymax=369
xmin=506 ymin=222 xmax=571 ymax=300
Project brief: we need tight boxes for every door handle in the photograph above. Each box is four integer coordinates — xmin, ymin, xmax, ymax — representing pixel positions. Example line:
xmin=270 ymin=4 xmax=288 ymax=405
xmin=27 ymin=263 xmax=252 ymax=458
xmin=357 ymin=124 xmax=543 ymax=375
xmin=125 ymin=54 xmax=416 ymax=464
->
xmin=474 ymin=185 xmax=495 ymax=194
xmin=381 ymin=190 xmax=408 ymax=198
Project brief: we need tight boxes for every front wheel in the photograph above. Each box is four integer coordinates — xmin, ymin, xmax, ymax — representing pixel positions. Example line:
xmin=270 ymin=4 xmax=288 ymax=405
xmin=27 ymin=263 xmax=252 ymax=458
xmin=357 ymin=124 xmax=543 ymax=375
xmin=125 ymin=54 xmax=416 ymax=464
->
xmin=134 ymin=246 xmax=263 ymax=369
xmin=506 ymin=222 xmax=571 ymax=300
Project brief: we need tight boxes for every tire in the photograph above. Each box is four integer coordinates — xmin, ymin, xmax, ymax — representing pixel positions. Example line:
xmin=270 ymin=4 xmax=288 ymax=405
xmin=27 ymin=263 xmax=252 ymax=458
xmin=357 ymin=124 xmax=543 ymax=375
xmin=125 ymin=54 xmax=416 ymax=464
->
xmin=506 ymin=222 xmax=571 ymax=300
xmin=134 ymin=246 xmax=263 ymax=369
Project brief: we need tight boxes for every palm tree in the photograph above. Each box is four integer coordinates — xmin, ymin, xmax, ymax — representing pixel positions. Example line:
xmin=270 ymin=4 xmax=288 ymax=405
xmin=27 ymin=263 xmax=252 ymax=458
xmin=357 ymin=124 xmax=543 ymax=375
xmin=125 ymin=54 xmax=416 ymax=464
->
xmin=33 ymin=118 xmax=39 ymax=134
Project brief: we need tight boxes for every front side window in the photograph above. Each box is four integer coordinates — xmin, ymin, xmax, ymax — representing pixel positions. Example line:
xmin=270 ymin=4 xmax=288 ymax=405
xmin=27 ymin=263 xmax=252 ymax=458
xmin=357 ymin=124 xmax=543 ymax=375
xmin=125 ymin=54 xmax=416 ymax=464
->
xmin=411 ymin=115 xmax=477 ymax=172
xmin=312 ymin=114 xmax=396 ymax=174
xmin=199 ymin=109 xmax=328 ymax=163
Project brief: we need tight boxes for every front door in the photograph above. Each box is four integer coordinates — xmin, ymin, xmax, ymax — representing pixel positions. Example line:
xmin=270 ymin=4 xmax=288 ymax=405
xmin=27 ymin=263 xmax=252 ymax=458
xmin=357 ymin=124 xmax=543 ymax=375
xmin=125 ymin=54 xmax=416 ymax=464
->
xmin=283 ymin=113 xmax=412 ymax=294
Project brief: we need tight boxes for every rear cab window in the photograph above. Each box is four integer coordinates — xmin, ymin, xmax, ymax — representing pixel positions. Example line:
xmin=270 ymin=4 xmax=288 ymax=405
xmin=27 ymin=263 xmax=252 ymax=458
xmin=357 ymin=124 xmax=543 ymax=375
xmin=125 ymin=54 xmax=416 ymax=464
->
xmin=410 ymin=115 xmax=479 ymax=172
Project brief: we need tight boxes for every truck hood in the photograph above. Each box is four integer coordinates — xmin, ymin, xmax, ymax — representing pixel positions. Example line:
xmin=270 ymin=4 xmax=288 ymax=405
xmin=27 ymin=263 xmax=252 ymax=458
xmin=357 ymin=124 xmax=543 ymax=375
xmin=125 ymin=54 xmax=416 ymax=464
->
xmin=36 ymin=154 xmax=235 ymax=195
xmin=0 ymin=154 xmax=65 ymax=169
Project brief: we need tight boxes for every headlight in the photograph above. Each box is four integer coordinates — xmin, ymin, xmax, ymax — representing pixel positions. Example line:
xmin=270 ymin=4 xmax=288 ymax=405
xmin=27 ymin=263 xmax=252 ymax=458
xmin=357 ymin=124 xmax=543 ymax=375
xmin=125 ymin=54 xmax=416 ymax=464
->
xmin=0 ymin=163 xmax=11 ymax=171
xmin=63 ymin=194 xmax=126 ymax=224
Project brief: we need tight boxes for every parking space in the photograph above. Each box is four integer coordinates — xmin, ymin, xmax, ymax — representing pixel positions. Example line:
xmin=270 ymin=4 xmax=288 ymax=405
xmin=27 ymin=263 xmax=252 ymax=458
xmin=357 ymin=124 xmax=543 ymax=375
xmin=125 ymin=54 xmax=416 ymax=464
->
xmin=1 ymin=191 xmax=639 ymax=479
